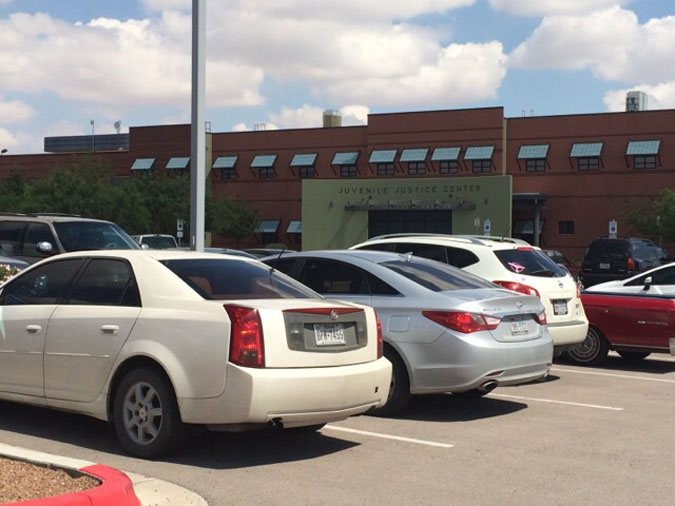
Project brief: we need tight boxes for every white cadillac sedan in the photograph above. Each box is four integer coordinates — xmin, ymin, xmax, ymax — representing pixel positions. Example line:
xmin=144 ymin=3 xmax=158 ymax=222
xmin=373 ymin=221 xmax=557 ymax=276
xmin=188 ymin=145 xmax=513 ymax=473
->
xmin=0 ymin=250 xmax=390 ymax=458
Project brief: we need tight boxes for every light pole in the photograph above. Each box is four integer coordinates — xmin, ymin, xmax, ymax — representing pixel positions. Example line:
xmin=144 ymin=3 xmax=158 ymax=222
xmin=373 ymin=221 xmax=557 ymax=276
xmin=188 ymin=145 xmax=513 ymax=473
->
xmin=190 ymin=0 xmax=206 ymax=251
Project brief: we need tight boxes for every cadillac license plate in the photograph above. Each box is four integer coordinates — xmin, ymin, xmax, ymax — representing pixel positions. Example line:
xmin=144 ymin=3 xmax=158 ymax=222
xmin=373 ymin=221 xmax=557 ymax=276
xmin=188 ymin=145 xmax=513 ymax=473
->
xmin=314 ymin=323 xmax=346 ymax=346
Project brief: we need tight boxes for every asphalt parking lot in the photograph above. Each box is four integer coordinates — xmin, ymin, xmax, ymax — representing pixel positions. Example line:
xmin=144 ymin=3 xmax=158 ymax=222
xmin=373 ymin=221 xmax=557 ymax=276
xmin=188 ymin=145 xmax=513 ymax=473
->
xmin=1 ymin=352 xmax=673 ymax=506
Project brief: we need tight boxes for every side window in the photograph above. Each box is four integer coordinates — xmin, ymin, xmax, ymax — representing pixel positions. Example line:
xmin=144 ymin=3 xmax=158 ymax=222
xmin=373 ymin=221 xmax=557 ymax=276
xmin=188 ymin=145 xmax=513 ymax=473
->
xmin=0 ymin=221 xmax=26 ymax=257
xmin=0 ymin=258 xmax=83 ymax=305
xmin=445 ymin=247 xmax=479 ymax=268
xmin=392 ymin=242 xmax=447 ymax=263
xmin=299 ymin=259 xmax=369 ymax=295
xmin=22 ymin=223 xmax=58 ymax=258
xmin=649 ymin=266 xmax=675 ymax=286
xmin=366 ymin=273 xmax=400 ymax=296
xmin=265 ymin=257 xmax=297 ymax=275
xmin=67 ymin=259 xmax=140 ymax=306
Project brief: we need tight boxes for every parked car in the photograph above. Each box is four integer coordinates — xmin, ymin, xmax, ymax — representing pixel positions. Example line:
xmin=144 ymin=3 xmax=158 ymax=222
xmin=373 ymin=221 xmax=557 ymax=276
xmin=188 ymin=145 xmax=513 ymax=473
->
xmin=173 ymin=246 xmax=258 ymax=259
xmin=584 ymin=262 xmax=675 ymax=297
xmin=567 ymin=290 xmax=675 ymax=365
xmin=350 ymin=234 xmax=588 ymax=355
xmin=0 ymin=254 xmax=29 ymax=270
xmin=132 ymin=234 xmax=178 ymax=250
xmin=544 ymin=249 xmax=579 ymax=280
xmin=579 ymin=237 xmax=663 ymax=288
xmin=263 ymin=250 xmax=553 ymax=414
xmin=0 ymin=214 xmax=140 ymax=264
xmin=0 ymin=250 xmax=391 ymax=458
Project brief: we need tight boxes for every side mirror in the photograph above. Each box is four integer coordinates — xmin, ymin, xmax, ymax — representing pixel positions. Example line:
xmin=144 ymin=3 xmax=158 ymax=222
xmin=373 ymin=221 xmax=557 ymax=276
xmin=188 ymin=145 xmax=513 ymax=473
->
xmin=36 ymin=241 xmax=54 ymax=254
xmin=643 ymin=276 xmax=653 ymax=290
xmin=141 ymin=243 xmax=150 ymax=250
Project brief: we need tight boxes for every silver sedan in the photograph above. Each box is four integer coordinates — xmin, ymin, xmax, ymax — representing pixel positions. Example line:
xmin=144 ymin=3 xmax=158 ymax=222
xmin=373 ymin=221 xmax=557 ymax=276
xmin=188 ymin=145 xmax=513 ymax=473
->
xmin=264 ymin=250 xmax=554 ymax=414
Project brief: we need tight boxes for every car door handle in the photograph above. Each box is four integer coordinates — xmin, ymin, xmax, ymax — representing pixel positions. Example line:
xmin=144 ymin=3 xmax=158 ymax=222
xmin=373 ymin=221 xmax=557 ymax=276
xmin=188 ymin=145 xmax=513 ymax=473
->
xmin=100 ymin=325 xmax=120 ymax=335
xmin=25 ymin=325 xmax=42 ymax=334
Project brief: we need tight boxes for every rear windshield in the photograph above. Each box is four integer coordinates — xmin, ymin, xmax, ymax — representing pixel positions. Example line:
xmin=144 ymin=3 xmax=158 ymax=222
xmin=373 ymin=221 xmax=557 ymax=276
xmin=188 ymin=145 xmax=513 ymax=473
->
xmin=54 ymin=222 xmax=140 ymax=251
xmin=494 ymin=249 xmax=567 ymax=277
xmin=381 ymin=259 xmax=496 ymax=292
xmin=161 ymin=258 xmax=318 ymax=300
xmin=584 ymin=239 xmax=629 ymax=262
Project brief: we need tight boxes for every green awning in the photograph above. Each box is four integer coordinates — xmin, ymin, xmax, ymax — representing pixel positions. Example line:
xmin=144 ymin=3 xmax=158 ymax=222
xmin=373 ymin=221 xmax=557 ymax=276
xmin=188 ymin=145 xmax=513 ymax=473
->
xmin=369 ymin=150 xmax=397 ymax=163
xmin=517 ymin=145 xmax=549 ymax=159
xmin=464 ymin=146 xmax=494 ymax=160
xmin=255 ymin=220 xmax=280 ymax=233
xmin=287 ymin=220 xmax=302 ymax=233
xmin=400 ymin=149 xmax=428 ymax=162
xmin=431 ymin=147 xmax=461 ymax=161
xmin=213 ymin=156 xmax=237 ymax=169
xmin=166 ymin=157 xmax=190 ymax=169
xmin=290 ymin=154 xmax=317 ymax=167
xmin=251 ymin=155 xmax=277 ymax=168
xmin=131 ymin=158 xmax=155 ymax=170
xmin=626 ymin=140 xmax=660 ymax=156
xmin=570 ymin=143 xmax=603 ymax=157
xmin=332 ymin=152 xmax=359 ymax=165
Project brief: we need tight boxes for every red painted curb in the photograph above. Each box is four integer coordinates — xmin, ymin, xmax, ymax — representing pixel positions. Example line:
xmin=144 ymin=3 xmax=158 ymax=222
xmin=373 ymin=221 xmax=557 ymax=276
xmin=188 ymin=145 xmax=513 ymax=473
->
xmin=5 ymin=464 xmax=141 ymax=506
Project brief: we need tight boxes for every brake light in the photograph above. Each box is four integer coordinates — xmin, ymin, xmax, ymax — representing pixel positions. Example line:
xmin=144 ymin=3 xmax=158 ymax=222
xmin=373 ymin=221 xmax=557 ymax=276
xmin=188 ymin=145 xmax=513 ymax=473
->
xmin=517 ymin=246 xmax=535 ymax=251
xmin=627 ymin=257 xmax=636 ymax=270
xmin=535 ymin=310 xmax=547 ymax=326
xmin=422 ymin=311 xmax=501 ymax=333
xmin=224 ymin=304 xmax=265 ymax=368
xmin=374 ymin=310 xmax=383 ymax=358
xmin=493 ymin=280 xmax=540 ymax=297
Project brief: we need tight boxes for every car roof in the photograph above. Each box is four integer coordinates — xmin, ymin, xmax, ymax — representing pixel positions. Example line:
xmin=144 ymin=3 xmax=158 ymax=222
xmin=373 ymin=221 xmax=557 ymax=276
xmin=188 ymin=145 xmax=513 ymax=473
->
xmin=269 ymin=249 xmax=410 ymax=264
xmin=0 ymin=213 xmax=113 ymax=223
xmin=35 ymin=249 xmax=262 ymax=263
xmin=357 ymin=234 xmax=529 ymax=250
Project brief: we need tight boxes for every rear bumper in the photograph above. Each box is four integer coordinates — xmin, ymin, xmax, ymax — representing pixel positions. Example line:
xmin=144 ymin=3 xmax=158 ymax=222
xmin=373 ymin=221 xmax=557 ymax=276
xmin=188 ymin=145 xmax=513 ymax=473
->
xmin=178 ymin=358 xmax=392 ymax=426
xmin=402 ymin=330 xmax=553 ymax=394
xmin=548 ymin=319 xmax=589 ymax=347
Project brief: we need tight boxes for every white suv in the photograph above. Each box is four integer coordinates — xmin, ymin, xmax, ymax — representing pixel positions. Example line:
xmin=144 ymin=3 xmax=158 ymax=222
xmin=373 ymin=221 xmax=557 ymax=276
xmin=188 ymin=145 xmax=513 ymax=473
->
xmin=351 ymin=234 xmax=588 ymax=354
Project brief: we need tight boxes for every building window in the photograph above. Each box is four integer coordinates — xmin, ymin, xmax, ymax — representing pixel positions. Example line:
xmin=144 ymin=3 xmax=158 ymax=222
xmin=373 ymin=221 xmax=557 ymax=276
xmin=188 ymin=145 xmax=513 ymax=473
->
xmin=407 ymin=162 xmax=426 ymax=175
xmin=377 ymin=163 xmax=394 ymax=176
xmin=559 ymin=221 xmax=575 ymax=235
xmin=525 ymin=159 xmax=546 ymax=172
xmin=634 ymin=155 xmax=657 ymax=169
xmin=221 ymin=168 xmax=237 ymax=179
xmin=259 ymin=167 xmax=276 ymax=179
xmin=340 ymin=165 xmax=357 ymax=178
xmin=578 ymin=157 xmax=600 ymax=171
xmin=439 ymin=160 xmax=458 ymax=174
xmin=471 ymin=160 xmax=491 ymax=173
xmin=298 ymin=166 xmax=315 ymax=178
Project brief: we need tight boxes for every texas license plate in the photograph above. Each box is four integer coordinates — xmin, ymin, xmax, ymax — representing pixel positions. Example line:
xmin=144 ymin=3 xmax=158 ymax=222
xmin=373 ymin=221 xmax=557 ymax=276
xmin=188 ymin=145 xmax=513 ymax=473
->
xmin=510 ymin=321 xmax=529 ymax=335
xmin=599 ymin=262 xmax=610 ymax=269
xmin=553 ymin=300 xmax=568 ymax=315
xmin=314 ymin=324 xmax=346 ymax=346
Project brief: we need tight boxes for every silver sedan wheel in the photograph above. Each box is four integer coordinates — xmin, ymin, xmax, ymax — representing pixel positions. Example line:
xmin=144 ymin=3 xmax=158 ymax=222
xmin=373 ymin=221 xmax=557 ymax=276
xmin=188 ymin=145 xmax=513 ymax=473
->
xmin=122 ymin=381 xmax=164 ymax=446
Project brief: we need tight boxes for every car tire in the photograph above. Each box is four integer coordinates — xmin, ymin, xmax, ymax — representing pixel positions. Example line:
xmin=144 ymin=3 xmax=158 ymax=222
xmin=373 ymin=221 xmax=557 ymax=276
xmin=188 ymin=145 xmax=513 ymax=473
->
xmin=368 ymin=348 xmax=410 ymax=416
xmin=617 ymin=351 xmax=651 ymax=362
xmin=113 ymin=367 xmax=187 ymax=459
xmin=565 ymin=327 xmax=609 ymax=366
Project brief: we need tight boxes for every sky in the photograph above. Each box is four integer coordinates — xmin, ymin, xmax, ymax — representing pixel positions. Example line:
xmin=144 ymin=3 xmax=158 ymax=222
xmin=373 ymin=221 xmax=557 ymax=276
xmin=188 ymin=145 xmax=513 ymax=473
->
xmin=0 ymin=0 xmax=673 ymax=154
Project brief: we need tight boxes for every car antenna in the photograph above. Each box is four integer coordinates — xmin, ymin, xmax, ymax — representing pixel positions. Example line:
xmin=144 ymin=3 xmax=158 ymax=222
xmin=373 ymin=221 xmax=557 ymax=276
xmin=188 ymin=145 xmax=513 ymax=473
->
xmin=269 ymin=248 xmax=286 ymax=275
xmin=500 ymin=226 xmax=511 ymax=242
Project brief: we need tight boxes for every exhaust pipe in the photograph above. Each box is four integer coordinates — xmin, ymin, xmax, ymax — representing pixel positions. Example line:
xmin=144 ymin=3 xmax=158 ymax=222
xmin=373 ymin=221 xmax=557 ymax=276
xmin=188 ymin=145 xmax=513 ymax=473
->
xmin=478 ymin=380 xmax=499 ymax=393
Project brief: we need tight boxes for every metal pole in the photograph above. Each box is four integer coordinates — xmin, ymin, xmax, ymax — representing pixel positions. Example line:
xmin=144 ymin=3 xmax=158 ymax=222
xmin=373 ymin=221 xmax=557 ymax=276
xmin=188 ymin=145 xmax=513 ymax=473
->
xmin=190 ymin=0 xmax=206 ymax=251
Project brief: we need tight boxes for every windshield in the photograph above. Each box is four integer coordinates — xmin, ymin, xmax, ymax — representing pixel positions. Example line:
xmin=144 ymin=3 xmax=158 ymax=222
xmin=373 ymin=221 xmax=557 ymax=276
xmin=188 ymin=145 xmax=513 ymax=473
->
xmin=494 ymin=248 xmax=567 ymax=277
xmin=584 ymin=239 xmax=630 ymax=262
xmin=161 ymin=258 xmax=319 ymax=300
xmin=142 ymin=236 xmax=177 ymax=249
xmin=54 ymin=221 xmax=140 ymax=251
xmin=381 ymin=258 xmax=496 ymax=292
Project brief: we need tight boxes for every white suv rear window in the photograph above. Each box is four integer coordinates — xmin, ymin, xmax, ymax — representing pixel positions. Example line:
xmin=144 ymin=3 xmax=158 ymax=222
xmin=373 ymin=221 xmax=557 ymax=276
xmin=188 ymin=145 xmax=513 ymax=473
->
xmin=494 ymin=249 xmax=567 ymax=277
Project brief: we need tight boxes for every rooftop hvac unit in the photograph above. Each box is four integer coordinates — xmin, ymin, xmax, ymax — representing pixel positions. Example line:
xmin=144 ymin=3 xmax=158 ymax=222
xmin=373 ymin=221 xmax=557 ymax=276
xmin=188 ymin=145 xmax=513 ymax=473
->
xmin=323 ymin=110 xmax=342 ymax=128
xmin=626 ymin=91 xmax=648 ymax=112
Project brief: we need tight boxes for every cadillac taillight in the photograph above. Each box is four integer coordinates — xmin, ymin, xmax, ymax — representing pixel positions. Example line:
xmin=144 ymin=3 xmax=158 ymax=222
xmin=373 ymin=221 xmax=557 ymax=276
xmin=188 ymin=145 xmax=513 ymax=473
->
xmin=422 ymin=311 xmax=501 ymax=334
xmin=224 ymin=304 xmax=265 ymax=368
xmin=494 ymin=280 xmax=540 ymax=297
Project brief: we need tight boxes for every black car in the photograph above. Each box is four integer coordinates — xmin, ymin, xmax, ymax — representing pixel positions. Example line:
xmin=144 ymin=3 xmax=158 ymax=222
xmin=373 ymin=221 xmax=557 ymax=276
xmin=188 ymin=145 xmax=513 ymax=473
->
xmin=579 ymin=237 xmax=663 ymax=287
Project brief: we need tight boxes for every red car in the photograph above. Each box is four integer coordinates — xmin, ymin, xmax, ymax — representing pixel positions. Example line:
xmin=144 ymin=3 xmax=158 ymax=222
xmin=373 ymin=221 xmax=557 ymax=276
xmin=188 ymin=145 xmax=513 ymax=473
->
xmin=566 ymin=292 xmax=675 ymax=365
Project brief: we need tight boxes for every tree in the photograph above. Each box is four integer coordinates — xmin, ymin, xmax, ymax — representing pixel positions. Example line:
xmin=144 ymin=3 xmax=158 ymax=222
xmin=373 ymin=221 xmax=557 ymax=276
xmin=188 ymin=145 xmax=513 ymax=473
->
xmin=625 ymin=189 xmax=675 ymax=244
xmin=209 ymin=196 xmax=259 ymax=246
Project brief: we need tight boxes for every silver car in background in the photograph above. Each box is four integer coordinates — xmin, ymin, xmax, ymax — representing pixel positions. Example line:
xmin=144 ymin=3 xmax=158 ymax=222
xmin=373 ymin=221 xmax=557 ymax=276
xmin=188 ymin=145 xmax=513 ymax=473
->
xmin=264 ymin=250 xmax=554 ymax=414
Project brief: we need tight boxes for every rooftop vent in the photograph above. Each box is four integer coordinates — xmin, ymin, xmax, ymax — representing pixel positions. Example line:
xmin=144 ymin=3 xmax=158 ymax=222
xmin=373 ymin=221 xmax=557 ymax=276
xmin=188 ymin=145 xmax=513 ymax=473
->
xmin=626 ymin=91 xmax=648 ymax=112
xmin=323 ymin=110 xmax=342 ymax=128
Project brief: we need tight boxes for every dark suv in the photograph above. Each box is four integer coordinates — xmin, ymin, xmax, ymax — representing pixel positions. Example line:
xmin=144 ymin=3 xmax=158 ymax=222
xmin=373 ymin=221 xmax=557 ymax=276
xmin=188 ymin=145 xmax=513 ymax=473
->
xmin=579 ymin=237 xmax=664 ymax=288
xmin=0 ymin=214 xmax=140 ymax=264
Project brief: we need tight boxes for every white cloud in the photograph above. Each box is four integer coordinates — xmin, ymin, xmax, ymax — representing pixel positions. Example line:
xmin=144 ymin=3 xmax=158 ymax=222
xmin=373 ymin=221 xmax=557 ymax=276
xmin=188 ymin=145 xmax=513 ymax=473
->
xmin=340 ymin=105 xmax=369 ymax=125
xmin=509 ymin=8 xmax=675 ymax=85
xmin=604 ymin=83 xmax=675 ymax=111
xmin=488 ymin=0 xmax=631 ymax=17
xmin=0 ymin=97 xmax=35 ymax=124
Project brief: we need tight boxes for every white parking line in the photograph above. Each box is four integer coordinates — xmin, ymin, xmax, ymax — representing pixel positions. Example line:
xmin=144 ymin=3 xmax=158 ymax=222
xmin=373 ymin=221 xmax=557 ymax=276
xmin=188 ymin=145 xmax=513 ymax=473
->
xmin=552 ymin=367 xmax=675 ymax=384
xmin=323 ymin=425 xmax=454 ymax=448
xmin=488 ymin=393 xmax=624 ymax=411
